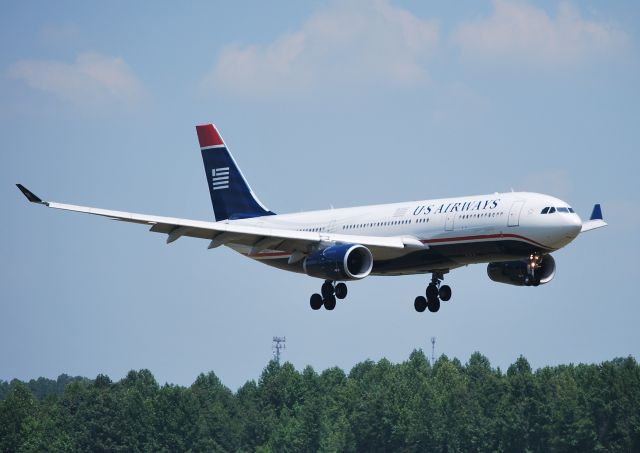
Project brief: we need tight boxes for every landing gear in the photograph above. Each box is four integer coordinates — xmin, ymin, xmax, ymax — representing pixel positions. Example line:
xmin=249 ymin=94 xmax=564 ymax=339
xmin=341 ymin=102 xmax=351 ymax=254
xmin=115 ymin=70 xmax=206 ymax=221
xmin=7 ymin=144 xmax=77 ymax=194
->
xmin=426 ymin=284 xmax=438 ymax=300
xmin=414 ymin=271 xmax=452 ymax=313
xmin=324 ymin=294 xmax=336 ymax=310
xmin=427 ymin=298 xmax=440 ymax=313
xmin=310 ymin=293 xmax=323 ymax=310
xmin=321 ymin=281 xmax=334 ymax=298
xmin=525 ymin=253 xmax=542 ymax=287
xmin=439 ymin=285 xmax=452 ymax=301
xmin=335 ymin=283 xmax=348 ymax=299
xmin=311 ymin=280 xmax=348 ymax=311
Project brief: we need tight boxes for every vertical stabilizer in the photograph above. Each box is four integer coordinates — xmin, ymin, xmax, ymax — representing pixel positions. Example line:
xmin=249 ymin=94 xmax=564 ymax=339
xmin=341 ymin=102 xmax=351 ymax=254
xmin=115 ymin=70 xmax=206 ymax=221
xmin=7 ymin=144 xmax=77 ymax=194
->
xmin=196 ymin=124 xmax=274 ymax=221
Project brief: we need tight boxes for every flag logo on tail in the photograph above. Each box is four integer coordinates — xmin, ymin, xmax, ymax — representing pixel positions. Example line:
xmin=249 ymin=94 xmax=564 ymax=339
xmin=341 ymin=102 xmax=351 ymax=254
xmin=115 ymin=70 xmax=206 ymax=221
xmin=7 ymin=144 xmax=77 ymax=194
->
xmin=212 ymin=167 xmax=229 ymax=190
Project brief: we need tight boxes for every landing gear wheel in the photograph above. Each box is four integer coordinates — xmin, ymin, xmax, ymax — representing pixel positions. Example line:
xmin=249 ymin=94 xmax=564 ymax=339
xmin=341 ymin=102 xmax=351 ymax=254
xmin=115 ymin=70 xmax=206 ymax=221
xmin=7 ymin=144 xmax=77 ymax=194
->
xmin=335 ymin=283 xmax=348 ymax=300
xmin=524 ymin=275 xmax=532 ymax=286
xmin=414 ymin=296 xmax=427 ymax=312
xmin=324 ymin=295 xmax=336 ymax=311
xmin=321 ymin=281 xmax=334 ymax=298
xmin=426 ymin=284 xmax=439 ymax=300
xmin=310 ymin=293 xmax=323 ymax=310
xmin=427 ymin=298 xmax=441 ymax=313
xmin=439 ymin=285 xmax=452 ymax=302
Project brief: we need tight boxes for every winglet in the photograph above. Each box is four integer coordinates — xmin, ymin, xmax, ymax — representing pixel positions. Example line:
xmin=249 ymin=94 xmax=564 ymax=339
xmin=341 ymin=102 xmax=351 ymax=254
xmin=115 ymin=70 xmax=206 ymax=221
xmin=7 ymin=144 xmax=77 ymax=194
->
xmin=581 ymin=203 xmax=607 ymax=233
xmin=590 ymin=204 xmax=603 ymax=220
xmin=16 ymin=184 xmax=47 ymax=205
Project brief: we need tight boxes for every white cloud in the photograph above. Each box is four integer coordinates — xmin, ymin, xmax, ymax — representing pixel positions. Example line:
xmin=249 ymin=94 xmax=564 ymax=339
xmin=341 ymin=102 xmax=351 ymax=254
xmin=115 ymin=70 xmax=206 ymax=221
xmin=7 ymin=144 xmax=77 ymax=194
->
xmin=452 ymin=0 xmax=628 ymax=67
xmin=8 ymin=52 xmax=143 ymax=108
xmin=204 ymin=0 xmax=439 ymax=97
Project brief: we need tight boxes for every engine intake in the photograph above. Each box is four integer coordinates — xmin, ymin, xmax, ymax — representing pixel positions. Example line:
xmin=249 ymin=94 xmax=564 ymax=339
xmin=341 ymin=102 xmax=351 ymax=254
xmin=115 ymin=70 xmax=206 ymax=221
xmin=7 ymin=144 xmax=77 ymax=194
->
xmin=487 ymin=255 xmax=556 ymax=286
xmin=303 ymin=244 xmax=373 ymax=281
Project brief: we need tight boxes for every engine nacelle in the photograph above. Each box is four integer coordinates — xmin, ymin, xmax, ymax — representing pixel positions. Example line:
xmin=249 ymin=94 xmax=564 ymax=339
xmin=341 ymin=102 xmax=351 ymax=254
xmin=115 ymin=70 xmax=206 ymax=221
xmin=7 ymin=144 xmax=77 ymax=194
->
xmin=303 ymin=244 xmax=373 ymax=281
xmin=487 ymin=255 xmax=556 ymax=286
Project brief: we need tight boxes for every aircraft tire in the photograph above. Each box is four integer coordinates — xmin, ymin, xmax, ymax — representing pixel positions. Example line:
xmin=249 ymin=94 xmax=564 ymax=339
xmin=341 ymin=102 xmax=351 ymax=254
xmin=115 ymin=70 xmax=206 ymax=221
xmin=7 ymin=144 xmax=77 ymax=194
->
xmin=310 ymin=293 xmax=323 ymax=310
xmin=324 ymin=295 xmax=336 ymax=311
xmin=321 ymin=281 xmax=334 ymax=298
xmin=335 ymin=283 xmax=348 ymax=299
xmin=414 ymin=296 xmax=427 ymax=312
xmin=439 ymin=285 xmax=452 ymax=302
xmin=426 ymin=284 xmax=439 ymax=300
xmin=428 ymin=298 xmax=441 ymax=313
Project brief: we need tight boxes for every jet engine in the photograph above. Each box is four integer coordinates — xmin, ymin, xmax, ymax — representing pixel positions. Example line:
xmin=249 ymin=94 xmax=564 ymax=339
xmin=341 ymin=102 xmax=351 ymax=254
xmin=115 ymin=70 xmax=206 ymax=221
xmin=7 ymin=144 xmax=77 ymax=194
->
xmin=487 ymin=254 xmax=556 ymax=286
xmin=303 ymin=244 xmax=373 ymax=281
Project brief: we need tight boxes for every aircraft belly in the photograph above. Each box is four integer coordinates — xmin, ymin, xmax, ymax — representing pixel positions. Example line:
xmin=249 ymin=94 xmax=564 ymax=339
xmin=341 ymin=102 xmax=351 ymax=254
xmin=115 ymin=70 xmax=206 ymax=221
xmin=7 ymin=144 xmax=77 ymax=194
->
xmin=371 ymin=240 xmax=539 ymax=276
xmin=232 ymin=239 xmax=541 ymax=278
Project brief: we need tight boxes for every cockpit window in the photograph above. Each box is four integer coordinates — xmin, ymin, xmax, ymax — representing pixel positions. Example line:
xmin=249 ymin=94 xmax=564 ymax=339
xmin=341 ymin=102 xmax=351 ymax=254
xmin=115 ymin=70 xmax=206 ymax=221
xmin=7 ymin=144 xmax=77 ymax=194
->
xmin=568 ymin=207 xmax=575 ymax=213
xmin=557 ymin=207 xmax=569 ymax=213
xmin=548 ymin=207 xmax=556 ymax=213
xmin=541 ymin=207 xmax=550 ymax=214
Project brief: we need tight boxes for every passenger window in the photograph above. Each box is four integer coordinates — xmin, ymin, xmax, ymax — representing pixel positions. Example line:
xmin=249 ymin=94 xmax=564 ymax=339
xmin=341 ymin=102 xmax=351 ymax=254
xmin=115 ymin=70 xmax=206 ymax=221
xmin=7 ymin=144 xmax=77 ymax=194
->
xmin=549 ymin=207 xmax=556 ymax=213
xmin=541 ymin=207 xmax=549 ymax=214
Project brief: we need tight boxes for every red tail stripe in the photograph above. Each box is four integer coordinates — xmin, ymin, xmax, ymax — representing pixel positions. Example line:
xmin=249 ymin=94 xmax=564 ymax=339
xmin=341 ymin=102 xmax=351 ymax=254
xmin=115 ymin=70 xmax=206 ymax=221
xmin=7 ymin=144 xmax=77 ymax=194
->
xmin=196 ymin=124 xmax=223 ymax=147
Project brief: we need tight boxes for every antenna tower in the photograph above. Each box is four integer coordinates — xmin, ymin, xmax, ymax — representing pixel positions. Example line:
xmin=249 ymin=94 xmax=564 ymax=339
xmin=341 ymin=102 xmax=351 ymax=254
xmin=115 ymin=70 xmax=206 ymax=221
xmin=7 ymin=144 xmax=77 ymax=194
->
xmin=431 ymin=336 xmax=436 ymax=366
xmin=272 ymin=336 xmax=286 ymax=364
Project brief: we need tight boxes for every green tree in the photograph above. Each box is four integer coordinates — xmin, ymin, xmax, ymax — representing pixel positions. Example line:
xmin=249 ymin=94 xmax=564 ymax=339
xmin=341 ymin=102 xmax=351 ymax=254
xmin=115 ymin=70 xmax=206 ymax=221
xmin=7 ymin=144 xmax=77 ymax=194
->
xmin=1 ymin=353 xmax=639 ymax=451
xmin=0 ymin=382 xmax=43 ymax=452
xmin=190 ymin=371 xmax=240 ymax=452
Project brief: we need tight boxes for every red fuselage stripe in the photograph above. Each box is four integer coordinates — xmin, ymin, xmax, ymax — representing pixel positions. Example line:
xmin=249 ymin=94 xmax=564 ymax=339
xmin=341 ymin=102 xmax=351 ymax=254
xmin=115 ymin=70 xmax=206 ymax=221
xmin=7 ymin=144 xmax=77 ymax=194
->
xmin=421 ymin=233 xmax=551 ymax=249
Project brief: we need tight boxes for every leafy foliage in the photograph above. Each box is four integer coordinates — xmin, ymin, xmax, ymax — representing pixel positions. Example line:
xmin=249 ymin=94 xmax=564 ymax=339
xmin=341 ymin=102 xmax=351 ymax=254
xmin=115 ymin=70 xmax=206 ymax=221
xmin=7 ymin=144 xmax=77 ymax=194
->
xmin=1 ymin=353 xmax=639 ymax=452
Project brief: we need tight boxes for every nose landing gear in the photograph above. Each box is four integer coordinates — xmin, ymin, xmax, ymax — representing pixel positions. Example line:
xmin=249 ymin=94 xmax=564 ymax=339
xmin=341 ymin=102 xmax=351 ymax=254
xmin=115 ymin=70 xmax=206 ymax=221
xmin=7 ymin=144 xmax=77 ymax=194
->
xmin=415 ymin=271 xmax=452 ymax=313
xmin=310 ymin=280 xmax=349 ymax=311
xmin=525 ymin=253 xmax=542 ymax=286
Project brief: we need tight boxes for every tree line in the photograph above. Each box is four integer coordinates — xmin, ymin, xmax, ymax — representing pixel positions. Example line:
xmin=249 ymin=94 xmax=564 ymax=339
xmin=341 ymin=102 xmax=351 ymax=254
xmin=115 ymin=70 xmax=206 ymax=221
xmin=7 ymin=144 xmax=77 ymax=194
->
xmin=1 ymin=351 xmax=639 ymax=452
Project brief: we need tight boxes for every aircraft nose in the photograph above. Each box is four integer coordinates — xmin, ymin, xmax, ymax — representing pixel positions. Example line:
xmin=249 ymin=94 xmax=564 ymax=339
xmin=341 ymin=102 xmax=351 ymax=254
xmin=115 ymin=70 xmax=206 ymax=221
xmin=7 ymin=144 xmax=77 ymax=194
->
xmin=561 ymin=214 xmax=582 ymax=240
xmin=546 ymin=213 xmax=581 ymax=249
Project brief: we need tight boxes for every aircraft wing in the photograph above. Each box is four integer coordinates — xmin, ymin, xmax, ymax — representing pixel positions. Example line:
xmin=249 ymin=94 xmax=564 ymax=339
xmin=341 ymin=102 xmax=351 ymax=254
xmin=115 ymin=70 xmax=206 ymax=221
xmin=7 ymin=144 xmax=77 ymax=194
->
xmin=581 ymin=203 xmax=607 ymax=233
xmin=16 ymin=184 xmax=424 ymax=255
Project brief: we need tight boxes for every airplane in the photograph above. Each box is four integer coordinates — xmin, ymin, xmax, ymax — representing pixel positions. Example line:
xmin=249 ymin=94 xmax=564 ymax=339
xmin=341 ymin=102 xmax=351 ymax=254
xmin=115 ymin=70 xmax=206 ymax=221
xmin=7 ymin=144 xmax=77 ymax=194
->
xmin=17 ymin=123 xmax=607 ymax=313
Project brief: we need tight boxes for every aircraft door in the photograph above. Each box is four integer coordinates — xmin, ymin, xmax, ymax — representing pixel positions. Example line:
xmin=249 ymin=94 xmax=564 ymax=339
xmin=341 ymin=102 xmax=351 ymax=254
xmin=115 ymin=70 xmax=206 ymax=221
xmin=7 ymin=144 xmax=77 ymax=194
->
xmin=445 ymin=213 xmax=455 ymax=231
xmin=508 ymin=201 xmax=525 ymax=227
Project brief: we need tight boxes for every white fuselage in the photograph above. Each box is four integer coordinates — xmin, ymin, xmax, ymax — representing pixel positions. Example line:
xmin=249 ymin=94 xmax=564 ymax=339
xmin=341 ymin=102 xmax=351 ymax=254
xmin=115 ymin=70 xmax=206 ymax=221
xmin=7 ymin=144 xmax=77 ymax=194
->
xmin=228 ymin=191 xmax=583 ymax=276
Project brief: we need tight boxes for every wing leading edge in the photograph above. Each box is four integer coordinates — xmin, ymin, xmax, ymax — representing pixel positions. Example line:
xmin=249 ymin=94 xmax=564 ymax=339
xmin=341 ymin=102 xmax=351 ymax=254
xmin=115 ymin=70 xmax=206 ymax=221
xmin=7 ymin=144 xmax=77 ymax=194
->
xmin=16 ymin=184 xmax=423 ymax=255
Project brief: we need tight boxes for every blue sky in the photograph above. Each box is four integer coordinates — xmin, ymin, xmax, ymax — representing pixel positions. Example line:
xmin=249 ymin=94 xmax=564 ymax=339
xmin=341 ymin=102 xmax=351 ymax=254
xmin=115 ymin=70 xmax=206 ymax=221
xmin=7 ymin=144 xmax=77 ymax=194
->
xmin=2 ymin=0 xmax=639 ymax=389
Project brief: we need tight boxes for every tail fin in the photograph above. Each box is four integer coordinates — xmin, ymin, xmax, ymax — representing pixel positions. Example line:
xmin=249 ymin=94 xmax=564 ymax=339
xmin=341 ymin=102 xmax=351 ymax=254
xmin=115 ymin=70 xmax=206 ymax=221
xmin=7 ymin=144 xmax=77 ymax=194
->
xmin=196 ymin=124 xmax=274 ymax=221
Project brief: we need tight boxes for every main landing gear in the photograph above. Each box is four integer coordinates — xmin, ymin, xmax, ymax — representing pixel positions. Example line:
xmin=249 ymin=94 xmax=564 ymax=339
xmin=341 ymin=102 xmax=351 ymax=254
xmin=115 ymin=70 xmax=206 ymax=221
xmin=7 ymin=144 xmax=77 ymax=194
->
xmin=414 ymin=272 xmax=452 ymax=313
xmin=310 ymin=280 xmax=348 ymax=311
